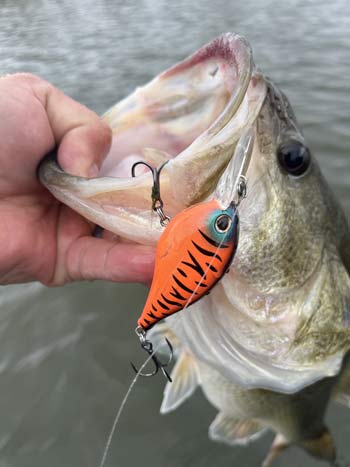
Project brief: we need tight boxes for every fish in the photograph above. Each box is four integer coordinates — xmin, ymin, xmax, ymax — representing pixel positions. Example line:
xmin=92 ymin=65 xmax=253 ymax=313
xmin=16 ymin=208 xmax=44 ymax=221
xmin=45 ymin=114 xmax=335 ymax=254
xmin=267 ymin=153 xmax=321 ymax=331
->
xmin=39 ymin=33 xmax=350 ymax=466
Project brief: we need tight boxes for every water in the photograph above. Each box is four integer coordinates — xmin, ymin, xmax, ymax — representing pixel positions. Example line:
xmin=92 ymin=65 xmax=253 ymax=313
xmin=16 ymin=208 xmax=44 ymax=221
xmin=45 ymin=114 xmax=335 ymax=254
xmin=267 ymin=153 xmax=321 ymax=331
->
xmin=0 ymin=0 xmax=349 ymax=466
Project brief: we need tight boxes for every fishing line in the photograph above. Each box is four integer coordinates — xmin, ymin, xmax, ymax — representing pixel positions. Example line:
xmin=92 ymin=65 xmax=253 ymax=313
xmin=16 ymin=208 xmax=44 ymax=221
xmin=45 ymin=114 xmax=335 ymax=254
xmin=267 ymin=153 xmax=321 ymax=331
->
xmin=98 ymin=352 xmax=154 ymax=467
xmin=97 ymin=229 xmax=229 ymax=467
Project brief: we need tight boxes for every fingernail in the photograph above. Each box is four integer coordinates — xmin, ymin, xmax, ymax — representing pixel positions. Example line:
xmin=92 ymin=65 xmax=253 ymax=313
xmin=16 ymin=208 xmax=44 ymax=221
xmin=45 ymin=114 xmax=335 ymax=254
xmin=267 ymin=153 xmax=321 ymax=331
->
xmin=88 ymin=163 xmax=99 ymax=178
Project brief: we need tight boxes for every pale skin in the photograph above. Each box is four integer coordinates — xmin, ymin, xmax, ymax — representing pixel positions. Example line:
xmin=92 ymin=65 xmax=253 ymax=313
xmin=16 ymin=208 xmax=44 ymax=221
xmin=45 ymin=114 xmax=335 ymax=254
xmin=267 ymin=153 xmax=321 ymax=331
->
xmin=0 ymin=73 xmax=155 ymax=285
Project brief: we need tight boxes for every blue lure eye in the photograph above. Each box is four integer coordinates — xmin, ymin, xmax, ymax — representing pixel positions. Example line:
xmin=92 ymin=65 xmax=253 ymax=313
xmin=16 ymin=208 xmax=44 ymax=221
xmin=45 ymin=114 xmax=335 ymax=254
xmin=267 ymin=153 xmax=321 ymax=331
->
xmin=208 ymin=207 xmax=238 ymax=243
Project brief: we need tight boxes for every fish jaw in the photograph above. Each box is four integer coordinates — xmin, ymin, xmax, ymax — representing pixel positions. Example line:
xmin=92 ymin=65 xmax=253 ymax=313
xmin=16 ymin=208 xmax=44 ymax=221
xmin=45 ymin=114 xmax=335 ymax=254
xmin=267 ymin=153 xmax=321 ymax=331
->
xmin=39 ymin=152 xmax=165 ymax=245
xmin=39 ymin=33 xmax=266 ymax=244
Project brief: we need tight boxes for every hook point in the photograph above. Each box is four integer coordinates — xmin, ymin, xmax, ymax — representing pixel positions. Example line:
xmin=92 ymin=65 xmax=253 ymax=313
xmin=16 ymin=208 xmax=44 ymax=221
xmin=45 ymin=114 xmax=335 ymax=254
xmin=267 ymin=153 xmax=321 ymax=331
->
xmin=132 ymin=335 xmax=173 ymax=382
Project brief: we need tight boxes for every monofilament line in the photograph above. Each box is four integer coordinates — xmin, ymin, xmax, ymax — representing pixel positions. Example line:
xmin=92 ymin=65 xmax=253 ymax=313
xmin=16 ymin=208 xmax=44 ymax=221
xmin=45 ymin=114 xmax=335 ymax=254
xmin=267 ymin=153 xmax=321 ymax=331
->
xmin=98 ymin=233 xmax=229 ymax=467
xmin=98 ymin=353 xmax=153 ymax=467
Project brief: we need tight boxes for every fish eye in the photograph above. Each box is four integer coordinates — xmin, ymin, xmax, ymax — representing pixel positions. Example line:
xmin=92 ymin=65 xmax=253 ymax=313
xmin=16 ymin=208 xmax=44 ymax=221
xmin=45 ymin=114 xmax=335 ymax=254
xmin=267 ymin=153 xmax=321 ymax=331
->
xmin=277 ymin=140 xmax=311 ymax=177
xmin=215 ymin=214 xmax=232 ymax=233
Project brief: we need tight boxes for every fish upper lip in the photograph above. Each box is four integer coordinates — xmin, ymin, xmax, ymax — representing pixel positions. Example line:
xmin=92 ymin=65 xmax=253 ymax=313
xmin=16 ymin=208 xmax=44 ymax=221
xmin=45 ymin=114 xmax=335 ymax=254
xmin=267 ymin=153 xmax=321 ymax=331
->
xmin=160 ymin=32 xmax=253 ymax=139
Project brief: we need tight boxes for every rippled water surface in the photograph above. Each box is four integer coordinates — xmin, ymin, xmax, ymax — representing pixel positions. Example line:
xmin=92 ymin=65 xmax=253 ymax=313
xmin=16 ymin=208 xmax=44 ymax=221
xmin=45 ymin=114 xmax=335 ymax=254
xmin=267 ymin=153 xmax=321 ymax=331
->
xmin=0 ymin=1 xmax=349 ymax=466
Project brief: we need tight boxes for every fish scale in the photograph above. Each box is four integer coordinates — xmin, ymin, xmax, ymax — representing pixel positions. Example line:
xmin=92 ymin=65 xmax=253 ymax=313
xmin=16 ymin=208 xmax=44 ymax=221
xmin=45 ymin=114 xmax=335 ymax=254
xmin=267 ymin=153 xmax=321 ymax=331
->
xmin=137 ymin=199 xmax=239 ymax=330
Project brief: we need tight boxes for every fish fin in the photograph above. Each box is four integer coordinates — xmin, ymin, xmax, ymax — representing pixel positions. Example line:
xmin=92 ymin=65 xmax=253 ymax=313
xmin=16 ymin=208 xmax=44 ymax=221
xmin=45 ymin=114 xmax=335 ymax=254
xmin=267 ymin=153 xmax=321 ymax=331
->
xmin=261 ymin=433 xmax=289 ymax=467
xmin=160 ymin=351 xmax=200 ymax=414
xmin=300 ymin=426 xmax=336 ymax=463
xmin=143 ymin=147 xmax=171 ymax=166
xmin=262 ymin=428 xmax=336 ymax=467
xmin=209 ymin=413 xmax=266 ymax=446
xmin=331 ymin=358 xmax=350 ymax=407
xmin=332 ymin=390 xmax=350 ymax=408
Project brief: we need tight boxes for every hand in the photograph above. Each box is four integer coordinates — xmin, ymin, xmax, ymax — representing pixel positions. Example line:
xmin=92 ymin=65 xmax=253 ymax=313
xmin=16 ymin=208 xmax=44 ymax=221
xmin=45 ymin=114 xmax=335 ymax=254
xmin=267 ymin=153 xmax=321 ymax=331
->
xmin=0 ymin=73 xmax=155 ymax=285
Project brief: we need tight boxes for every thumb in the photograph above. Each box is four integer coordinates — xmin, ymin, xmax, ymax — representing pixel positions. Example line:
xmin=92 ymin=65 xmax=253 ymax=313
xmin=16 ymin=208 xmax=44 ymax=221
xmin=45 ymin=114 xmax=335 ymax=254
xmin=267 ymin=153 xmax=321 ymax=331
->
xmin=42 ymin=79 xmax=112 ymax=177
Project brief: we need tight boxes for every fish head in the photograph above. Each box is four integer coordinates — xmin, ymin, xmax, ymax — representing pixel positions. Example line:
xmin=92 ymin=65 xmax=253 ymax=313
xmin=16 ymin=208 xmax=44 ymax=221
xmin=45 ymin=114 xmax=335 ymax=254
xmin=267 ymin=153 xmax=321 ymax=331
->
xmin=172 ymin=72 xmax=350 ymax=394
xmin=39 ymin=33 xmax=350 ymax=393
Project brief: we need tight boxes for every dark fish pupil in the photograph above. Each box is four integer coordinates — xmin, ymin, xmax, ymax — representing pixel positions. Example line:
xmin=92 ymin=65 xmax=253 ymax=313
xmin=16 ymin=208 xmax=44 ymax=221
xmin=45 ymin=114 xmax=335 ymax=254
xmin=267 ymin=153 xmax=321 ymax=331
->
xmin=277 ymin=140 xmax=311 ymax=176
xmin=285 ymin=151 xmax=303 ymax=168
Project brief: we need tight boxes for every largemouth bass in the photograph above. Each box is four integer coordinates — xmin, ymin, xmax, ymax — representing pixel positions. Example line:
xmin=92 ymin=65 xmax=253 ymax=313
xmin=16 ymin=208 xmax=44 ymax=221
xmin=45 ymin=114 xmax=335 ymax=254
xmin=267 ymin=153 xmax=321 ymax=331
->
xmin=39 ymin=33 xmax=350 ymax=465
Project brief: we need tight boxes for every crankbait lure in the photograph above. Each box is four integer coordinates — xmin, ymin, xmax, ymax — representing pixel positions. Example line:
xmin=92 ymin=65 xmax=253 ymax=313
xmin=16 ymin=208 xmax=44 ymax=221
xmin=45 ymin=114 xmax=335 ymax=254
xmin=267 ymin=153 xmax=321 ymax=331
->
xmin=137 ymin=199 xmax=239 ymax=331
xmin=131 ymin=129 xmax=253 ymax=382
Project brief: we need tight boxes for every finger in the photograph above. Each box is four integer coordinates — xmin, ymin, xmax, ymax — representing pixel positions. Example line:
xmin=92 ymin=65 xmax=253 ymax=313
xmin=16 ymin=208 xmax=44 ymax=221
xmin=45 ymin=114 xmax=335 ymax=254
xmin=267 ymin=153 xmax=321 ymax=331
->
xmin=0 ymin=73 xmax=112 ymax=196
xmin=63 ymin=237 xmax=155 ymax=284
xmin=38 ymin=78 xmax=112 ymax=177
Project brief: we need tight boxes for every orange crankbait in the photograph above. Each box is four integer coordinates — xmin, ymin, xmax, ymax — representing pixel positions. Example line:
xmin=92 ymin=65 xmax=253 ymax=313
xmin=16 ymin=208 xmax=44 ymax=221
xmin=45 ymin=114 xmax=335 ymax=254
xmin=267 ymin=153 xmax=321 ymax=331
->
xmin=137 ymin=198 xmax=239 ymax=330
xmin=129 ymin=159 xmax=243 ymax=382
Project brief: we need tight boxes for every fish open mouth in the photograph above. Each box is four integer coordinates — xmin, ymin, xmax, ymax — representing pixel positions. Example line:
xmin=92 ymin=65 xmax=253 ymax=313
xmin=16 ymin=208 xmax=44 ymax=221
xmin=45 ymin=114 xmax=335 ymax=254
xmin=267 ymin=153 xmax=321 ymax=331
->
xmin=101 ymin=33 xmax=253 ymax=177
xmin=39 ymin=33 xmax=266 ymax=244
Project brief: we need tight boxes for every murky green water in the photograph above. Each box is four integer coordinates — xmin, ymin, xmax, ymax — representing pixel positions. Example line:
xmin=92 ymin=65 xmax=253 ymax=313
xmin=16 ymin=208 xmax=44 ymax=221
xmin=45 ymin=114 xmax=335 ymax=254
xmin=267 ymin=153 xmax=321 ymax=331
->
xmin=0 ymin=0 xmax=349 ymax=466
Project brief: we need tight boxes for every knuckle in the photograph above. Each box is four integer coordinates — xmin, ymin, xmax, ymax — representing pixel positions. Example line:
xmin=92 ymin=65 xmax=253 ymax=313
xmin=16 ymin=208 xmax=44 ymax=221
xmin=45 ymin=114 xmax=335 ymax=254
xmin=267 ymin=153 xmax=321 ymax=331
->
xmin=11 ymin=72 xmax=45 ymax=87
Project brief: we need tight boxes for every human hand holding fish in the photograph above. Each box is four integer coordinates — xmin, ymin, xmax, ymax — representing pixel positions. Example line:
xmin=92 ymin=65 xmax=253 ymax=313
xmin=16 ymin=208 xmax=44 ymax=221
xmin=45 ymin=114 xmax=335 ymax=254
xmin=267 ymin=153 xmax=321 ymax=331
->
xmin=0 ymin=73 xmax=155 ymax=285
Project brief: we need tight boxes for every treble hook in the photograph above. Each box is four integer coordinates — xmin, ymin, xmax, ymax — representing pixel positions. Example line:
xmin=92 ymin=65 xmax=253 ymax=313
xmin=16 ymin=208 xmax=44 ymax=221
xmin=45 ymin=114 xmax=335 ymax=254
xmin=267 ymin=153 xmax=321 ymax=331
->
xmin=130 ymin=326 xmax=173 ymax=382
xmin=131 ymin=160 xmax=170 ymax=226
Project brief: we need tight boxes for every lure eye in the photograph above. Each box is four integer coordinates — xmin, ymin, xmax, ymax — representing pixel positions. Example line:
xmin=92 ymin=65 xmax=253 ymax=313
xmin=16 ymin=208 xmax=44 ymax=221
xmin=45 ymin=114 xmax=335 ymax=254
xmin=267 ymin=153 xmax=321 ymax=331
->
xmin=277 ymin=140 xmax=311 ymax=177
xmin=215 ymin=214 xmax=232 ymax=233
